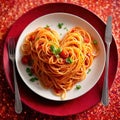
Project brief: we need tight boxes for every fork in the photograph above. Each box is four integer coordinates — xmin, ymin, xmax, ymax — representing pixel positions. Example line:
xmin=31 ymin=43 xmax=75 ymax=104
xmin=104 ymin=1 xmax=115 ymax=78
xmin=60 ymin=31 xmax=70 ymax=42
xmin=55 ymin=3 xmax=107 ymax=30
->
xmin=8 ymin=38 xmax=22 ymax=114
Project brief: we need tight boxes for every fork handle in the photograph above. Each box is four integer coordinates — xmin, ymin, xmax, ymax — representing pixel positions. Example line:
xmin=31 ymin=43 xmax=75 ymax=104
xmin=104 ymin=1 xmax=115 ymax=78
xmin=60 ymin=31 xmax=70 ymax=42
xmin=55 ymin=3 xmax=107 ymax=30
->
xmin=101 ymin=43 xmax=110 ymax=106
xmin=12 ymin=61 xmax=22 ymax=114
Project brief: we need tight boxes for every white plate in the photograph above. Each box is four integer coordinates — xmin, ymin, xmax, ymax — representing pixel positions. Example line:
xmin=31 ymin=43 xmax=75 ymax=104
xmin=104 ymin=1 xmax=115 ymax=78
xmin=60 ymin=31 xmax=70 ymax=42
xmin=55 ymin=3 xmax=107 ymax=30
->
xmin=15 ymin=13 xmax=106 ymax=101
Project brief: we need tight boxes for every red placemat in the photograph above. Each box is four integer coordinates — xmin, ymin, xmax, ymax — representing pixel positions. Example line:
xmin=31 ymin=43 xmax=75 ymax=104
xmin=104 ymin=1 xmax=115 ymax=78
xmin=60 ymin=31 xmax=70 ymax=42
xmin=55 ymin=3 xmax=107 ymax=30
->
xmin=0 ymin=0 xmax=120 ymax=120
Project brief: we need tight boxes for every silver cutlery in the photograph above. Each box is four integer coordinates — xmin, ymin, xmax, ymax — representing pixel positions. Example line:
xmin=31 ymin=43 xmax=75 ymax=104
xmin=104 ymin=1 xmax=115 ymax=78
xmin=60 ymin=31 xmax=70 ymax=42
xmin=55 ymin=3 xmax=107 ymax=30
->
xmin=8 ymin=38 xmax=22 ymax=113
xmin=101 ymin=16 xmax=112 ymax=106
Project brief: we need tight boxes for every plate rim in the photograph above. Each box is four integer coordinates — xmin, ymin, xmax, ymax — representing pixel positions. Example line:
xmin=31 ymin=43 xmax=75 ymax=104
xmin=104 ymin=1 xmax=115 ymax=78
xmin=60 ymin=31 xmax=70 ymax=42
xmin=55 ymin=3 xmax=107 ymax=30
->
xmin=15 ymin=12 xmax=106 ymax=101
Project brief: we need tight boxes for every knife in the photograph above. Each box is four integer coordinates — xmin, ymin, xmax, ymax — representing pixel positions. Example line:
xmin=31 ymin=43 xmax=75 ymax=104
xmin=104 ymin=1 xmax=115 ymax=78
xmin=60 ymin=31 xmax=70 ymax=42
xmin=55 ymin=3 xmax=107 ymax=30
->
xmin=101 ymin=16 xmax=112 ymax=106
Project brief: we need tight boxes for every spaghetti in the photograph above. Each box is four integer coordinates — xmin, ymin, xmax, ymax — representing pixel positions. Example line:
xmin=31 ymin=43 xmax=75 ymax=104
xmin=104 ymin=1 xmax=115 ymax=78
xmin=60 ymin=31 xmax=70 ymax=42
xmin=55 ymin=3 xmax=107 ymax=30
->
xmin=21 ymin=26 xmax=99 ymax=99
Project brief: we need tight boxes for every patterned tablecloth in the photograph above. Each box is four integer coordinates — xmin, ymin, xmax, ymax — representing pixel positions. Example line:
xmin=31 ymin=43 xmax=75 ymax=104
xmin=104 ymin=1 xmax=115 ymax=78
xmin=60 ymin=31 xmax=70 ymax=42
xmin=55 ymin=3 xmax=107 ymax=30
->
xmin=0 ymin=0 xmax=120 ymax=120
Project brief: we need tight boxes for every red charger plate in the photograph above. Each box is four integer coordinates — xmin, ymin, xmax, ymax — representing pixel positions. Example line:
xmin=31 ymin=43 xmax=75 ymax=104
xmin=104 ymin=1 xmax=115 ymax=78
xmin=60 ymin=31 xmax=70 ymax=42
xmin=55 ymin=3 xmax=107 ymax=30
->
xmin=3 ymin=3 xmax=118 ymax=116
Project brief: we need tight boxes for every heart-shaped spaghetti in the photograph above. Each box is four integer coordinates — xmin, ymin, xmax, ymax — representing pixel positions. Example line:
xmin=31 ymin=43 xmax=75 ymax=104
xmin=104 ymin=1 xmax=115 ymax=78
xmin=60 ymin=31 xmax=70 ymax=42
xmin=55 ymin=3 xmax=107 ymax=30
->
xmin=21 ymin=26 xmax=99 ymax=99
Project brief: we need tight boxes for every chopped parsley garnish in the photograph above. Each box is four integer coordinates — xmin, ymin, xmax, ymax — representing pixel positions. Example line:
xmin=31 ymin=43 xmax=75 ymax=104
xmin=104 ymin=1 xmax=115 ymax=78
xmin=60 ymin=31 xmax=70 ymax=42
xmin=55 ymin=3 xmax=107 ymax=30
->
xmin=55 ymin=47 xmax=62 ymax=55
xmin=28 ymin=72 xmax=33 ymax=76
xmin=26 ymin=67 xmax=38 ymax=82
xmin=64 ymin=27 xmax=68 ymax=31
xmin=58 ymin=23 xmax=64 ymax=29
xmin=26 ymin=67 xmax=31 ymax=73
xmin=76 ymin=85 xmax=81 ymax=90
xmin=50 ymin=45 xmax=56 ymax=54
xmin=50 ymin=45 xmax=62 ymax=56
xmin=93 ymin=40 xmax=98 ymax=45
xmin=87 ymin=68 xmax=91 ymax=74
xmin=30 ymin=77 xmax=38 ymax=82
xmin=26 ymin=67 xmax=33 ymax=76
xmin=45 ymin=24 xmax=50 ymax=28
xmin=60 ymin=33 xmax=62 ymax=36
xmin=66 ymin=57 xmax=73 ymax=64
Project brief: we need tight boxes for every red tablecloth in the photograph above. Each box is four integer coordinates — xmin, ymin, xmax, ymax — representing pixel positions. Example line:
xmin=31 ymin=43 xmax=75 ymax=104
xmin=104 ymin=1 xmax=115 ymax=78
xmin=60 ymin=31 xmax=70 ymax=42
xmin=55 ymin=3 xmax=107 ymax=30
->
xmin=0 ymin=0 xmax=120 ymax=120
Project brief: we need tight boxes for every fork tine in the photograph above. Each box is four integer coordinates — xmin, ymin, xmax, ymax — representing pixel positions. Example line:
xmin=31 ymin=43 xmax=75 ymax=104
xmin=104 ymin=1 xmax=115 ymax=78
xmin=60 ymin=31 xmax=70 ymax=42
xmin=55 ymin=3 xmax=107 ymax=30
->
xmin=8 ymin=38 xmax=16 ymax=59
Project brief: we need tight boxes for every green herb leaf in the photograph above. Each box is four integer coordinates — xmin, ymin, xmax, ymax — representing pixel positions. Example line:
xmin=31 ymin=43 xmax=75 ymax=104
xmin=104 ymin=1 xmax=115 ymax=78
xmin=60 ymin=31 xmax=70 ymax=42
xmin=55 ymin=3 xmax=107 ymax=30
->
xmin=66 ymin=57 xmax=73 ymax=64
xmin=28 ymin=73 xmax=33 ymax=76
xmin=50 ymin=45 xmax=56 ymax=54
xmin=87 ymin=68 xmax=91 ymax=74
xmin=50 ymin=45 xmax=62 ymax=56
xmin=55 ymin=48 xmax=62 ymax=55
xmin=76 ymin=85 xmax=81 ymax=90
xmin=44 ymin=25 xmax=50 ymax=28
xmin=58 ymin=23 xmax=64 ymax=29
xmin=60 ymin=33 xmax=62 ymax=36
xmin=30 ymin=77 xmax=38 ymax=82
xmin=26 ymin=67 xmax=31 ymax=73
xmin=93 ymin=40 xmax=98 ymax=45
xmin=64 ymin=27 xmax=68 ymax=31
xmin=26 ymin=67 xmax=33 ymax=76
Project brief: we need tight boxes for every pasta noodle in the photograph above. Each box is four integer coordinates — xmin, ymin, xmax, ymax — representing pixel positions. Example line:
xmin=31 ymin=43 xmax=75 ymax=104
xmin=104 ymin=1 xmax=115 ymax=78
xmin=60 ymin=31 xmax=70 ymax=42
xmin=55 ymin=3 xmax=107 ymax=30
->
xmin=21 ymin=26 xmax=99 ymax=99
